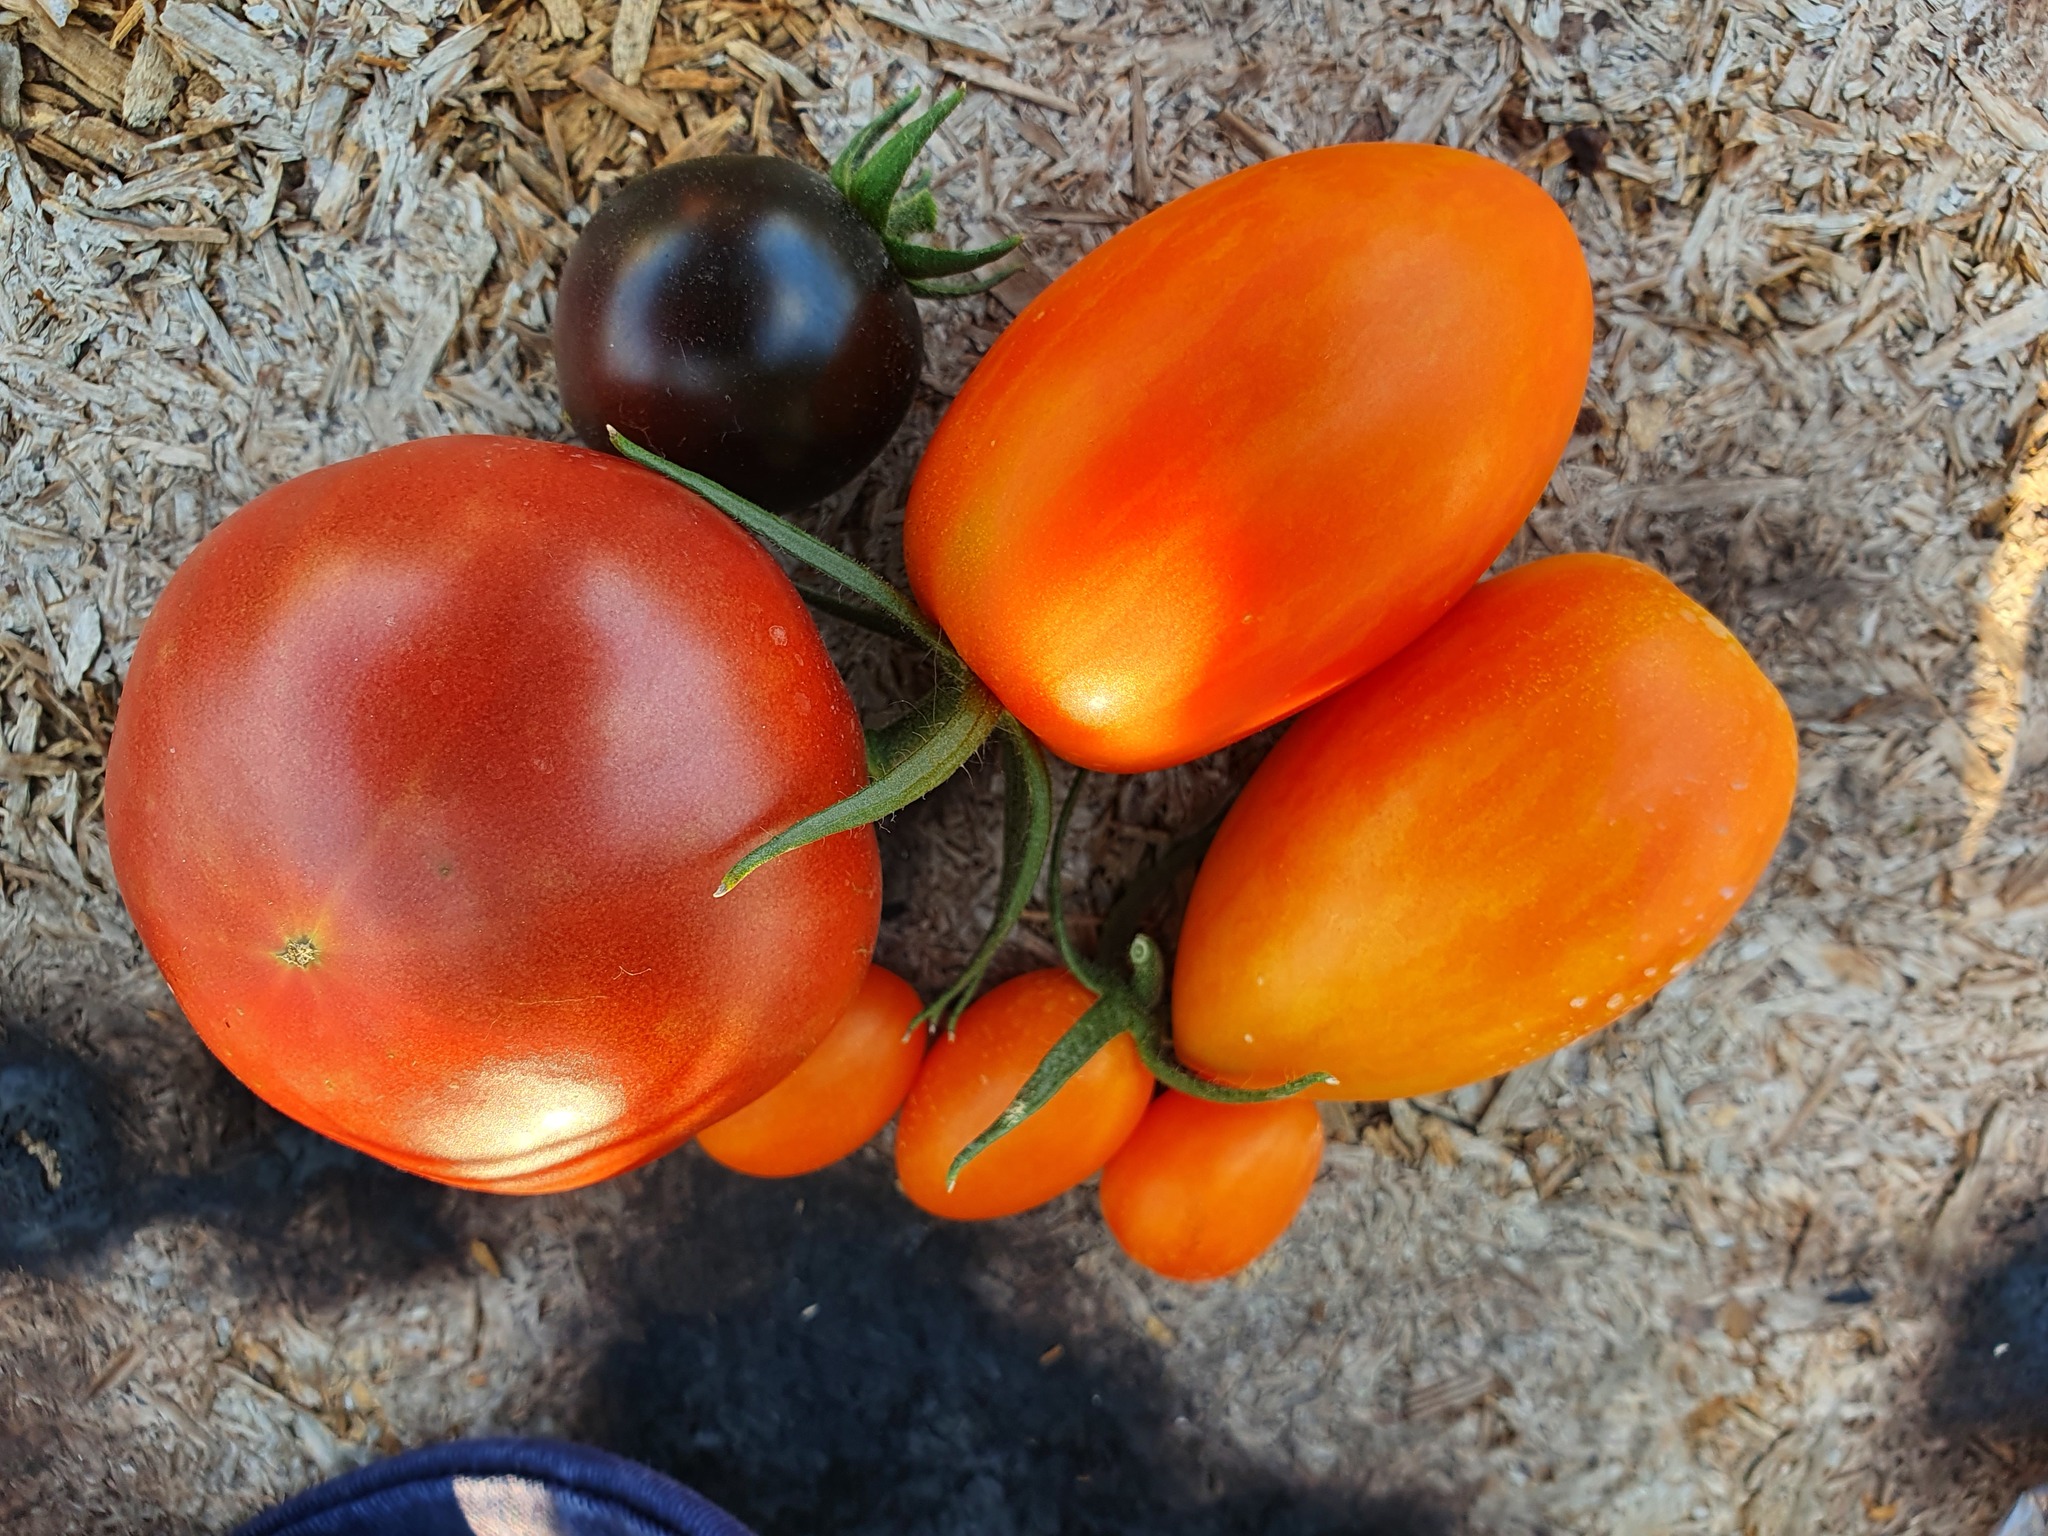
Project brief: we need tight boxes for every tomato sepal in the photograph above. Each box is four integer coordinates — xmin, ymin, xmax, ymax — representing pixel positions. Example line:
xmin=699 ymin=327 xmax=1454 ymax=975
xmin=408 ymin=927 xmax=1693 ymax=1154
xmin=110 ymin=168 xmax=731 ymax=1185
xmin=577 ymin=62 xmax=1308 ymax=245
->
xmin=719 ymin=675 xmax=1002 ymax=896
xmin=613 ymin=429 xmax=950 ymax=656
xmin=943 ymin=987 xmax=1137 ymax=1191
xmin=943 ymin=777 xmax=1332 ymax=1186
xmin=884 ymin=232 xmax=1025 ymax=281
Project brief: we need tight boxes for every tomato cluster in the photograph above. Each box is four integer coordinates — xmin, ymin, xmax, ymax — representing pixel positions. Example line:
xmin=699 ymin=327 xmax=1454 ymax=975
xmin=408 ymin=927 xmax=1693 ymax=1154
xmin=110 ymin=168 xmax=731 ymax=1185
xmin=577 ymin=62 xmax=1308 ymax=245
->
xmin=105 ymin=99 xmax=1797 ymax=1283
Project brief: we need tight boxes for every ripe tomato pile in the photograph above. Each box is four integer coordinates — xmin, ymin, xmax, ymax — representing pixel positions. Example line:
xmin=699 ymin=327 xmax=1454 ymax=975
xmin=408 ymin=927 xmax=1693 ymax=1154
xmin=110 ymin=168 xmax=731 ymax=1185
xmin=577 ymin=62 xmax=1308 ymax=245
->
xmin=105 ymin=95 xmax=1797 ymax=1283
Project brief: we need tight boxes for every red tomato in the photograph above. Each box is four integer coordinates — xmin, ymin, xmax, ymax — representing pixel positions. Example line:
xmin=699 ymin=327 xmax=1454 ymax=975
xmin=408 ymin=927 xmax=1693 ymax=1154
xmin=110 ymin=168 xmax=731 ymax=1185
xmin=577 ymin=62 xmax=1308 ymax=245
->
xmin=1172 ymin=553 xmax=1797 ymax=1100
xmin=894 ymin=969 xmax=1153 ymax=1220
xmin=697 ymin=965 xmax=924 ymax=1177
xmin=905 ymin=144 xmax=1592 ymax=773
xmin=1099 ymin=1094 xmax=1325 ymax=1282
xmin=104 ymin=437 xmax=880 ymax=1194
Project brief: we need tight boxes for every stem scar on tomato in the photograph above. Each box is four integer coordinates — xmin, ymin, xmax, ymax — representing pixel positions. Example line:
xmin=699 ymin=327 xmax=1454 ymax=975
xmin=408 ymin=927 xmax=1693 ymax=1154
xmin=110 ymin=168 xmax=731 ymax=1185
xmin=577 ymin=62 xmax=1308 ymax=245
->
xmin=275 ymin=935 xmax=318 ymax=969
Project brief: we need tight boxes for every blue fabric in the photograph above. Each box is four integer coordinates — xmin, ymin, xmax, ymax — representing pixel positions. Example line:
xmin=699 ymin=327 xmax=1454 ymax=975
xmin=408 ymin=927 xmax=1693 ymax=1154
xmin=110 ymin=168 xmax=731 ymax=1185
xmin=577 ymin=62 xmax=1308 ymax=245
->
xmin=232 ymin=1438 xmax=756 ymax=1536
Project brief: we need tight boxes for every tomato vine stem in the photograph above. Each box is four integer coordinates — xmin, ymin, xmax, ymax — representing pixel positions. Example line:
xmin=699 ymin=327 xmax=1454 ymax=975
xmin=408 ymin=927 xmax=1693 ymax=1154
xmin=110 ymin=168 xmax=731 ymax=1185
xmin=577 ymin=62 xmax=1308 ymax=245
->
xmin=613 ymin=432 xmax=1054 ymax=1031
xmin=944 ymin=772 xmax=1332 ymax=1188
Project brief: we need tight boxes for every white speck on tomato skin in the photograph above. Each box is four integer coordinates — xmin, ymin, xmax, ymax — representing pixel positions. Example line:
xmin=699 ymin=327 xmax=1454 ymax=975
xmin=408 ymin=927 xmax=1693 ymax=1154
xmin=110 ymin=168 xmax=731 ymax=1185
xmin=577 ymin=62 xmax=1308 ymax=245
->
xmin=1569 ymin=997 xmax=1588 ymax=1009
xmin=769 ymin=625 xmax=788 ymax=646
xmin=1606 ymin=993 xmax=1626 ymax=1009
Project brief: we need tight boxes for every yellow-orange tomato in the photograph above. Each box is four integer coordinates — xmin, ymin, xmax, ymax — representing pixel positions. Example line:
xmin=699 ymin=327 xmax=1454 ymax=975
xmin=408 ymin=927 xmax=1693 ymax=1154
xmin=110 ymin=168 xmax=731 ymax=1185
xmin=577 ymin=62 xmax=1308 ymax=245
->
xmin=894 ymin=970 xmax=1153 ymax=1220
xmin=1099 ymin=1094 xmax=1325 ymax=1283
xmin=905 ymin=144 xmax=1593 ymax=774
xmin=1173 ymin=553 xmax=1798 ymax=1100
xmin=697 ymin=966 xmax=925 ymax=1177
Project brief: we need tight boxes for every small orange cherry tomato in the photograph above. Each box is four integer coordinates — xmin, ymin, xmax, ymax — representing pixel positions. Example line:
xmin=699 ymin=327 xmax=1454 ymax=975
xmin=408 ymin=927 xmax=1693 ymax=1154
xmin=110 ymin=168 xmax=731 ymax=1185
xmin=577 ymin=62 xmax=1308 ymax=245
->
xmin=1099 ymin=1093 xmax=1325 ymax=1283
xmin=697 ymin=966 xmax=925 ymax=1177
xmin=1172 ymin=553 xmax=1798 ymax=1101
xmin=894 ymin=969 xmax=1153 ymax=1220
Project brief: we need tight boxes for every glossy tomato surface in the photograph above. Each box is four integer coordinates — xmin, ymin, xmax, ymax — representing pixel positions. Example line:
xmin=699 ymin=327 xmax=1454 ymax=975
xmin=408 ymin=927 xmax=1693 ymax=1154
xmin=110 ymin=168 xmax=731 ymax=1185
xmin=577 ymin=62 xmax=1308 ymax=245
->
xmin=555 ymin=156 xmax=921 ymax=511
xmin=894 ymin=969 xmax=1152 ymax=1220
xmin=905 ymin=144 xmax=1593 ymax=773
xmin=697 ymin=964 xmax=924 ymax=1177
xmin=1173 ymin=553 xmax=1797 ymax=1100
xmin=104 ymin=437 xmax=881 ymax=1194
xmin=1099 ymin=1094 xmax=1325 ymax=1283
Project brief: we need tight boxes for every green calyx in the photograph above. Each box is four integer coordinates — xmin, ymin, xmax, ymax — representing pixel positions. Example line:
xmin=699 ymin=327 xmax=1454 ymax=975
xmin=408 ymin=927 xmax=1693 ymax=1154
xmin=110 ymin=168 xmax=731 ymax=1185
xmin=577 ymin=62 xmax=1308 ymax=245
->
xmin=943 ymin=773 xmax=1334 ymax=1191
xmin=830 ymin=87 xmax=1023 ymax=298
xmin=610 ymin=429 xmax=1051 ymax=1027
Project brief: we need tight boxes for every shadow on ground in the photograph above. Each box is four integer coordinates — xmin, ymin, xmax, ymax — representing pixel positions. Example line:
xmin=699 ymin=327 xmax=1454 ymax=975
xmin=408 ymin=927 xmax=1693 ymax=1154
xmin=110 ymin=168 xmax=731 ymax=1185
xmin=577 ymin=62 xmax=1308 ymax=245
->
xmin=1926 ymin=1205 xmax=2048 ymax=1489
xmin=572 ymin=1154 xmax=1452 ymax=1536
xmin=3 ymin=1014 xmax=1456 ymax=1536
xmin=0 ymin=1021 xmax=465 ymax=1299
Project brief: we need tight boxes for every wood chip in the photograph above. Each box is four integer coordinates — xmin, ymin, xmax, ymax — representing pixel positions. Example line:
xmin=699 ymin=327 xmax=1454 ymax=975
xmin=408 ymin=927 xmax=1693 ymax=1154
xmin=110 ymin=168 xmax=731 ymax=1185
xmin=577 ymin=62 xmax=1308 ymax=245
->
xmin=535 ymin=0 xmax=583 ymax=42
xmin=570 ymin=63 xmax=676 ymax=138
xmin=725 ymin=37 xmax=816 ymax=101
xmin=84 ymin=1343 xmax=142 ymax=1401
xmin=608 ymin=0 xmax=656 ymax=86
xmin=1404 ymin=1367 xmax=1500 ymax=1419
xmin=1129 ymin=66 xmax=1154 ymax=205
xmin=658 ymin=104 xmax=741 ymax=164
xmin=1651 ymin=1061 xmax=1688 ymax=1173
xmin=120 ymin=30 xmax=178 ymax=131
xmin=36 ymin=108 xmax=151 ymax=173
xmin=849 ymin=0 xmax=1010 ymax=63
xmin=936 ymin=56 xmax=1078 ymax=116
xmin=1931 ymin=1102 xmax=2014 ymax=1259
xmin=82 ymin=212 xmax=228 ymax=243
xmin=1766 ymin=1035 xmax=1869 ymax=1156
xmin=1215 ymin=107 xmax=1286 ymax=160
xmin=16 ymin=8 xmax=126 ymax=113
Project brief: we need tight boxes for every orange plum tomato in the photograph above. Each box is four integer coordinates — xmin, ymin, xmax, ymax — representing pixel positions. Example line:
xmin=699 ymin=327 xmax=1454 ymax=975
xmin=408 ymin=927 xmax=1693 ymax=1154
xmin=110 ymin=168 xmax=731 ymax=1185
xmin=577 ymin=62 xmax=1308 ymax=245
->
xmin=1099 ymin=1093 xmax=1326 ymax=1283
xmin=894 ymin=969 xmax=1153 ymax=1220
xmin=1172 ymin=553 xmax=1798 ymax=1102
xmin=103 ymin=437 xmax=881 ymax=1195
xmin=904 ymin=143 xmax=1594 ymax=773
xmin=697 ymin=965 xmax=925 ymax=1177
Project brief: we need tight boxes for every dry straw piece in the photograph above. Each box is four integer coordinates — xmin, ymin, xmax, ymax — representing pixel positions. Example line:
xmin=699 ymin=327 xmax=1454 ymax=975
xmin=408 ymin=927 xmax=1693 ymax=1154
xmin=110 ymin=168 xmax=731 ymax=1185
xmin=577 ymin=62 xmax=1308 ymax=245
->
xmin=3 ymin=2 xmax=2048 ymax=1533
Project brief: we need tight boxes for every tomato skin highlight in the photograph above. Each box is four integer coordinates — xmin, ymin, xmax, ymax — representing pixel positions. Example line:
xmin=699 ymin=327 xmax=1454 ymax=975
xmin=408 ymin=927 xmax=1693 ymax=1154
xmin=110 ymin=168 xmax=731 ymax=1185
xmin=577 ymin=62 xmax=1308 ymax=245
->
xmin=1172 ymin=553 xmax=1798 ymax=1101
xmin=1099 ymin=1094 xmax=1325 ymax=1283
xmin=697 ymin=965 xmax=925 ymax=1177
xmin=905 ymin=143 xmax=1593 ymax=774
xmin=894 ymin=970 xmax=1153 ymax=1220
xmin=104 ymin=437 xmax=881 ymax=1195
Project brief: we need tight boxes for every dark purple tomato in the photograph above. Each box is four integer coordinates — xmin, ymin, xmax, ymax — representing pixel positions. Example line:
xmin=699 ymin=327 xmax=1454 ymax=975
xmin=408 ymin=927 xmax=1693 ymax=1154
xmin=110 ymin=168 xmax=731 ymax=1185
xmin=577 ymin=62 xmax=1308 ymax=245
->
xmin=555 ymin=156 xmax=920 ymax=512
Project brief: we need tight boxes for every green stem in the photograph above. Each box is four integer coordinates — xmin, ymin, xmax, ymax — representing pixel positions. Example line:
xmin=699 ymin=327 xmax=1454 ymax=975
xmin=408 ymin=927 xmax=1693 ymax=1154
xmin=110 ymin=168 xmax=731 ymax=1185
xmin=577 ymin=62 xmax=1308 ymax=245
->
xmin=718 ymin=676 xmax=1002 ymax=896
xmin=611 ymin=430 xmax=954 ymax=663
xmin=1046 ymin=771 xmax=1113 ymax=996
xmin=944 ymin=989 xmax=1132 ymax=1190
xmin=1125 ymin=1005 xmax=1334 ymax=1103
xmin=794 ymin=582 xmax=923 ymax=648
xmin=910 ymin=717 xmax=1053 ymax=1036
xmin=1094 ymin=808 xmax=1224 ymax=968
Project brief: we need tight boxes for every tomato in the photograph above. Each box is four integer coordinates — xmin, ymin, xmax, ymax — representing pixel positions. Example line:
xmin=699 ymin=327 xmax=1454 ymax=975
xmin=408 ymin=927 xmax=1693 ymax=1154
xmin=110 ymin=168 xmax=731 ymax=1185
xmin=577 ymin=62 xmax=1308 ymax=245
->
xmin=1098 ymin=1094 xmax=1325 ymax=1282
xmin=103 ymin=437 xmax=881 ymax=1194
xmin=894 ymin=969 xmax=1153 ymax=1220
xmin=697 ymin=965 xmax=924 ymax=1177
xmin=556 ymin=157 xmax=921 ymax=512
xmin=555 ymin=95 xmax=1017 ymax=511
xmin=1171 ymin=553 xmax=1797 ymax=1100
xmin=904 ymin=143 xmax=1593 ymax=773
